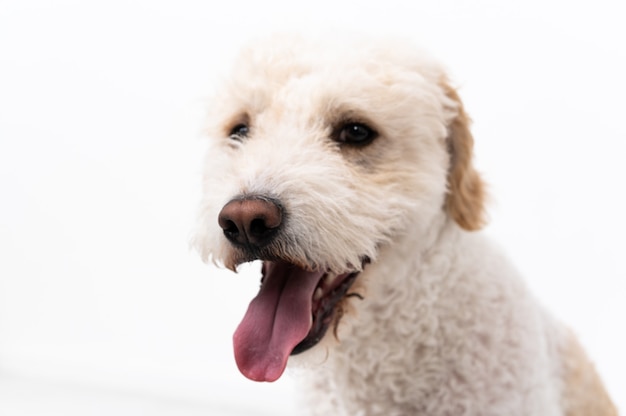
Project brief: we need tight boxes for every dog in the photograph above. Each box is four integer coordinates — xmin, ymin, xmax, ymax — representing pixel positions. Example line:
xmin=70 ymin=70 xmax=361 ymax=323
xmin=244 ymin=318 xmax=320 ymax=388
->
xmin=192 ymin=34 xmax=617 ymax=415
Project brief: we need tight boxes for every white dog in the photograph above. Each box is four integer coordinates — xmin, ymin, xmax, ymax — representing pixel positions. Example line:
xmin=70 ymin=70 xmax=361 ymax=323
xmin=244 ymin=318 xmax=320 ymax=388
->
xmin=193 ymin=35 xmax=617 ymax=415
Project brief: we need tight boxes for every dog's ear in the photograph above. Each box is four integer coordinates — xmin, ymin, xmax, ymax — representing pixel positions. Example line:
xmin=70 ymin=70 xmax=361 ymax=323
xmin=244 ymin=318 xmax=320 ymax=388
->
xmin=440 ymin=79 xmax=486 ymax=231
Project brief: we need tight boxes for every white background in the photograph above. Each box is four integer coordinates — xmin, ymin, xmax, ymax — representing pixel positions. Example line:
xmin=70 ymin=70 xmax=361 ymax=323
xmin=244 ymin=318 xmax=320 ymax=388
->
xmin=1 ymin=0 xmax=624 ymax=414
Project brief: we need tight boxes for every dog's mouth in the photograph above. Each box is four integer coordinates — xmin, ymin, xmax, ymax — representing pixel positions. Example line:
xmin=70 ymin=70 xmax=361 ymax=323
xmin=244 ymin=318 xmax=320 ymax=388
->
xmin=232 ymin=260 xmax=364 ymax=382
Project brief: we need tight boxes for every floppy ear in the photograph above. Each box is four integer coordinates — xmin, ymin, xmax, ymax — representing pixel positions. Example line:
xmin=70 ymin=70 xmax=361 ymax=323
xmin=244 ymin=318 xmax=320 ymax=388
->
xmin=440 ymin=79 xmax=487 ymax=231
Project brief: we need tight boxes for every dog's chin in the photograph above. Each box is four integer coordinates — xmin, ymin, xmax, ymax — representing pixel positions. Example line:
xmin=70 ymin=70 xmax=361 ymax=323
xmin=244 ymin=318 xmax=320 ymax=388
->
xmin=230 ymin=255 xmax=367 ymax=382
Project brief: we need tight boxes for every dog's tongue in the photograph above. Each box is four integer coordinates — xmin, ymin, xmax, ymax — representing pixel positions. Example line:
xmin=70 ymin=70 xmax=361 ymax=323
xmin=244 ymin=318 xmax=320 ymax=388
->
xmin=233 ymin=261 xmax=323 ymax=382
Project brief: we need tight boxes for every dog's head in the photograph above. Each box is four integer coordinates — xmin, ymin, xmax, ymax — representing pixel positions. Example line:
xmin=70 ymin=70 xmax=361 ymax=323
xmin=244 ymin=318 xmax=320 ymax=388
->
xmin=192 ymin=35 xmax=485 ymax=382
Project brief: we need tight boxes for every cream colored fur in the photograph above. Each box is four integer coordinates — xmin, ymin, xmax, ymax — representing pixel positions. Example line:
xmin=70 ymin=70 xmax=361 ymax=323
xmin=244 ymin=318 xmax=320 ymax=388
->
xmin=193 ymin=34 xmax=617 ymax=415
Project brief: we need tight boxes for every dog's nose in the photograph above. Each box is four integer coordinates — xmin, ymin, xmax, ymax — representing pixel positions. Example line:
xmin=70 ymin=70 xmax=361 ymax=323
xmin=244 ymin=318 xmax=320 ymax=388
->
xmin=218 ymin=197 xmax=282 ymax=247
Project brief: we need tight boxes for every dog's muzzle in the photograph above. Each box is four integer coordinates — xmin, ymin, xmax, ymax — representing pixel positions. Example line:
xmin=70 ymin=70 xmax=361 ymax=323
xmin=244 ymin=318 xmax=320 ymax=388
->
xmin=216 ymin=194 xmax=366 ymax=382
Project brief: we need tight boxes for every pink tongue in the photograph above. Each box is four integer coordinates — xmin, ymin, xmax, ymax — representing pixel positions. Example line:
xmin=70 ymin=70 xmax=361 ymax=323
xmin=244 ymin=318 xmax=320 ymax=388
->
xmin=233 ymin=261 xmax=324 ymax=382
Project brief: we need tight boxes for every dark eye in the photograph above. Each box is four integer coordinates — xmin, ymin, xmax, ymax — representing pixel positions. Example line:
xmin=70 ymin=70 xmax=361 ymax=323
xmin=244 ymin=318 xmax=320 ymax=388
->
xmin=229 ymin=124 xmax=249 ymax=141
xmin=335 ymin=122 xmax=377 ymax=146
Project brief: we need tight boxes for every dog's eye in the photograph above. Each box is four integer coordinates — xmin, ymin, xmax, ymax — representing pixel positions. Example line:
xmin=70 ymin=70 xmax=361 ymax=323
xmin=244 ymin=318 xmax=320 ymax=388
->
xmin=335 ymin=123 xmax=377 ymax=146
xmin=229 ymin=124 xmax=249 ymax=141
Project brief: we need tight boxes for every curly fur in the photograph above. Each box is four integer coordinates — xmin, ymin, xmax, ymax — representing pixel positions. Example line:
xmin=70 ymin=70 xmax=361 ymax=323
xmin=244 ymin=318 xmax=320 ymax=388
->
xmin=192 ymin=34 xmax=617 ymax=415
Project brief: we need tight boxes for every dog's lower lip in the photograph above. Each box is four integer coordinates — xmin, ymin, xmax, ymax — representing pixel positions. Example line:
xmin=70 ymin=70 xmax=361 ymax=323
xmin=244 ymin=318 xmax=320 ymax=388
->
xmin=291 ymin=256 xmax=371 ymax=355
xmin=291 ymin=270 xmax=360 ymax=355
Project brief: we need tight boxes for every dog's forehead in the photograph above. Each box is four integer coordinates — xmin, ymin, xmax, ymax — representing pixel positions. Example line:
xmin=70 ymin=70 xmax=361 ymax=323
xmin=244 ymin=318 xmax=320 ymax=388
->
xmin=216 ymin=37 xmax=449 ymax=131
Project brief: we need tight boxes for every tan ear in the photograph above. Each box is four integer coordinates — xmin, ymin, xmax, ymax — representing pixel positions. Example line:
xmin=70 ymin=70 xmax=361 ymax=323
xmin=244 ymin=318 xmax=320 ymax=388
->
xmin=440 ymin=79 xmax=487 ymax=231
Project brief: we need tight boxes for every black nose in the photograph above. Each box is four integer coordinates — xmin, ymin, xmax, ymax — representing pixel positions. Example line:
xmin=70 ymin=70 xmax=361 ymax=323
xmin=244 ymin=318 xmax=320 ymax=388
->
xmin=218 ymin=196 xmax=282 ymax=247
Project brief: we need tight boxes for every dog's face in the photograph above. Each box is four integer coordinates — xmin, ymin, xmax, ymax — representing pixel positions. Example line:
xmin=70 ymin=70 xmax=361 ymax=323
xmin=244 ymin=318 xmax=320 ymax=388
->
xmin=193 ymin=36 xmax=484 ymax=382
